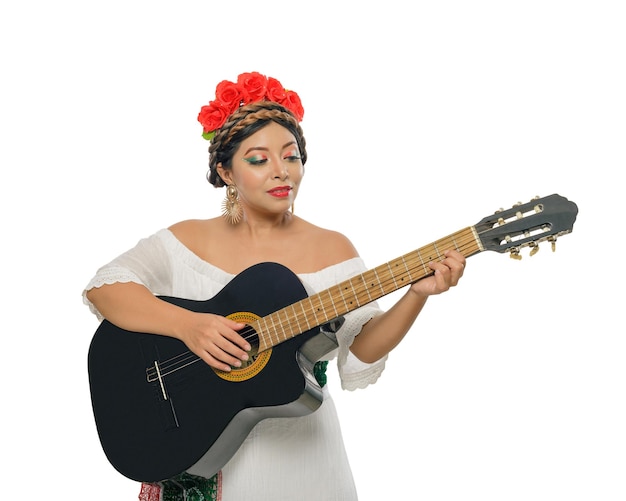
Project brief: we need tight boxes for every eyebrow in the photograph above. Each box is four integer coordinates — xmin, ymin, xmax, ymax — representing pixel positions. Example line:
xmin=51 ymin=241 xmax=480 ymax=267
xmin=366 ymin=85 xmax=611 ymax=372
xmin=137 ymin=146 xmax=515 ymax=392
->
xmin=243 ymin=141 xmax=297 ymax=156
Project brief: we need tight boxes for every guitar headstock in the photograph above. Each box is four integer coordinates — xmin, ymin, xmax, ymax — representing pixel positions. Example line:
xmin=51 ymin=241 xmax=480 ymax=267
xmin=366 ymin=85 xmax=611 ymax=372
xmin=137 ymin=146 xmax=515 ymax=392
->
xmin=475 ymin=194 xmax=578 ymax=258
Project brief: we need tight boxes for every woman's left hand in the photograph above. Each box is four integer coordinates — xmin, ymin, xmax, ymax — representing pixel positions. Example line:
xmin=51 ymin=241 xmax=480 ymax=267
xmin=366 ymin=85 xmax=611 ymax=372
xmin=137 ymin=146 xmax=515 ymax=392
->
xmin=409 ymin=249 xmax=466 ymax=297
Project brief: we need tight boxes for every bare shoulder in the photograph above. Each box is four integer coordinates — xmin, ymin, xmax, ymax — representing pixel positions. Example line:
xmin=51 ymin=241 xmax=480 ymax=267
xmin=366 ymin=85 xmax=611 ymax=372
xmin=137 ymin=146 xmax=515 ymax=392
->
xmin=167 ymin=216 xmax=360 ymax=274
xmin=168 ymin=218 xmax=219 ymax=254
xmin=296 ymin=217 xmax=360 ymax=266
xmin=168 ymin=218 xmax=205 ymax=239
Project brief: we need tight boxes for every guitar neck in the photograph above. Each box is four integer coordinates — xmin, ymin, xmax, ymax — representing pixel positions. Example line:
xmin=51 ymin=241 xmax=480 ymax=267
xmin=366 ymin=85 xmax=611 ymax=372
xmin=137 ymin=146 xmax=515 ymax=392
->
xmin=254 ymin=226 xmax=483 ymax=351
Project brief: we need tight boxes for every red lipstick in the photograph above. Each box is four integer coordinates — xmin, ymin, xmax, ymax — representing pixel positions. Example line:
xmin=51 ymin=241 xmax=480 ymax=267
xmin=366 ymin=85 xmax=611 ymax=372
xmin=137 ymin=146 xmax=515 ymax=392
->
xmin=268 ymin=186 xmax=291 ymax=198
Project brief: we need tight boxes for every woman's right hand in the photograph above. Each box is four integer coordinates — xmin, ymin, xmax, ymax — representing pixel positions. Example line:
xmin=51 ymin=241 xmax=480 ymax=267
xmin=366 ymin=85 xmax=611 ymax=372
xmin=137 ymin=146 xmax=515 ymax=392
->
xmin=175 ymin=312 xmax=251 ymax=372
xmin=87 ymin=282 xmax=251 ymax=371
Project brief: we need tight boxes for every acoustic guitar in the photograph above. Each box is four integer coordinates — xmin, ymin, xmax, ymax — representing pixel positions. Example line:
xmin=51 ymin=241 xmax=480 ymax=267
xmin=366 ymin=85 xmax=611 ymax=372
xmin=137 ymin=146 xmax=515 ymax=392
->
xmin=88 ymin=193 xmax=578 ymax=482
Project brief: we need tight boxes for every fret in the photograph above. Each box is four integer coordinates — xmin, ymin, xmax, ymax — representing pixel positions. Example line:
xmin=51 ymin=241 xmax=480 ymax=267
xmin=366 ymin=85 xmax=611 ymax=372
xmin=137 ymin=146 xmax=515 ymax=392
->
xmin=347 ymin=278 xmax=361 ymax=308
xmin=356 ymin=275 xmax=372 ymax=304
xmin=424 ymin=244 xmax=437 ymax=262
xmin=440 ymin=236 xmax=453 ymax=254
xmin=278 ymin=312 xmax=287 ymax=341
xmin=258 ymin=317 xmax=271 ymax=351
xmin=345 ymin=281 xmax=360 ymax=308
xmin=327 ymin=289 xmax=339 ymax=318
xmin=336 ymin=283 xmax=350 ymax=312
xmin=372 ymin=268 xmax=386 ymax=296
xmin=268 ymin=314 xmax=280 ymax=344
xmin=259 ymin=317 xmax=269 ymax=333
xmin=258 ymin=226 xmax=485 ymax=351
xmin=299 ymin=301 xmax=311 ymax=330
xmin=432 ymin=242 xmax=441 ymax=260
xmin=391 ymin=258 xmax=409 ymax=285
xmin=401 ymin=255 xmax=413 ymax=282
xmin=358 ymin=273 xmax=373 ymax=302
xmin=272 ymin=312 xmax=282 ymax=341
xmin=415 ymin=249 xmax=428 ymax=275
xmin=281 ymin=307 xmax=290 ymax=336
xmin=387 ymin=262 xmax=399 ymax=289
xmin=305 ymin=296 xmax=320 ymax=325
xmin=471 ymin=226 xmax=484 ymax=252
xmin=390 ymin=257 xmax=409 ymax=285
xmin=308 ymin=293 xmax=327 ymax=324
xmin=451 ymin=236 xmax=460 ymax=252
xmin=290 ymin=304 xmax=300 ymax=334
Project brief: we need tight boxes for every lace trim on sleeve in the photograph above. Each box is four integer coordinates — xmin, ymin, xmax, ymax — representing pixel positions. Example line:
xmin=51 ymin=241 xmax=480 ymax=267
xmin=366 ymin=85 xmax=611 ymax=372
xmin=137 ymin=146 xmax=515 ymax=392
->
xmin=82 ymin=230 xmax=175 ymax=321
xmin=335 ymin=305 xmax=387 ymax=391
xmin=82 ymin=266 xmax=146 ymax=321
xmin=297 ymin=257 xmax=389 ymax=391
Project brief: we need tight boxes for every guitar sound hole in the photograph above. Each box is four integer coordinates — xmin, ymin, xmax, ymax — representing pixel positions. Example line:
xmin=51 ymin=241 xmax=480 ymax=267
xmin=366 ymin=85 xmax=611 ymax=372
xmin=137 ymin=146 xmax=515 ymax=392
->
xmin=241 ymin=332 xmax=260 ymax=370
xmin=213 ymin=325 xmax=271 ymax=382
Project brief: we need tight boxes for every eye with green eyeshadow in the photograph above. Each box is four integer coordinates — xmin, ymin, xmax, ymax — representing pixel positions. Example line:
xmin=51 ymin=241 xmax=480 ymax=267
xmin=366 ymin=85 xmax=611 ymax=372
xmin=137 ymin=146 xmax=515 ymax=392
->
xmin=242 ymin=154 xmax=268 ymax=165
xmin=283 ymin=148 xmax=301 ymax=161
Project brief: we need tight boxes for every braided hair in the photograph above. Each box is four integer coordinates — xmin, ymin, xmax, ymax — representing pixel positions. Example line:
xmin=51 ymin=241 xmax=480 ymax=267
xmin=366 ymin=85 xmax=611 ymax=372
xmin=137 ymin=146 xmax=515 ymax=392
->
xmin=207 ymin=101 xmax=308 ymax=187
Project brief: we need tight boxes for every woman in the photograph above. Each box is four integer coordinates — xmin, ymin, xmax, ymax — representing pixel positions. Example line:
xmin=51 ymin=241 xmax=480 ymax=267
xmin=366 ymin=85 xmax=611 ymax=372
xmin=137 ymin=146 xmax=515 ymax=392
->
xmin=84 ymin=71 xmax=466 ymax=500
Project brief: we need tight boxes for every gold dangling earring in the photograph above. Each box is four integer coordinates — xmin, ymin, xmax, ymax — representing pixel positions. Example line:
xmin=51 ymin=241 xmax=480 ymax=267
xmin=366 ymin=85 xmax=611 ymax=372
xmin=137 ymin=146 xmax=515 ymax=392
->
xmin=222 ymin=185 xmax=243 ymax=224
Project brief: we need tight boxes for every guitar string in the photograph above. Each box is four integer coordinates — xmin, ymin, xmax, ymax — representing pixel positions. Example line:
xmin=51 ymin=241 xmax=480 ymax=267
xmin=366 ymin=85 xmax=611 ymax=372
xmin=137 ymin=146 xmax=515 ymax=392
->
xmin=146 ymin=200 xmax=576 ymax=379
xmin=147 ymin=230 xmax=481 ymax=379
xmin=147 ymin=231 xmax=480 ymax=378
xmin=254 ymin=230 xmax=480 ymax=347
xmin=148 ymin=234 xmax=476 ymax=377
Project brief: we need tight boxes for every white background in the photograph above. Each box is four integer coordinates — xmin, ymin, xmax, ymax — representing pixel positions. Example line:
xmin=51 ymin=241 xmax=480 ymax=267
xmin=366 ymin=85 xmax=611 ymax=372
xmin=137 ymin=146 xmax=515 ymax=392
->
xmin=1 ymin=1 xmax=624 ymax=499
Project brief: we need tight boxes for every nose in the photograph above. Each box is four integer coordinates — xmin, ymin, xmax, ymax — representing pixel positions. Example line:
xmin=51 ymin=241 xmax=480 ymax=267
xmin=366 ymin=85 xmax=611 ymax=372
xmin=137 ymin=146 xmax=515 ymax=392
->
xmin=273 ymin=159 xmax=289 ymax=180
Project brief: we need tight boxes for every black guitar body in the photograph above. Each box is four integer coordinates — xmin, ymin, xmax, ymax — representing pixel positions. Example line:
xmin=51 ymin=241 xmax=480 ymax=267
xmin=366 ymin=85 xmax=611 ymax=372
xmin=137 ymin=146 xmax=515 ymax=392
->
xmin=88 ymin=263 xmax=337 ymax=482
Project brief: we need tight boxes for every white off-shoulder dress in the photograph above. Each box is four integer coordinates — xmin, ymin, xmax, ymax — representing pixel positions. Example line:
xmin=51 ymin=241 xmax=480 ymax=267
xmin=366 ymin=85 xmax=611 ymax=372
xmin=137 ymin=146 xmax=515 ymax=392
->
xmin=83 ymin=229 xmax=386 ymax=501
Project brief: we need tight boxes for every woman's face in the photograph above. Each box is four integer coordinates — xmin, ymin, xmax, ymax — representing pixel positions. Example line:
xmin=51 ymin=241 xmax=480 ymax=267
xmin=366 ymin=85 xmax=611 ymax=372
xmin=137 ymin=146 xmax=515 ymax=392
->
xmin=218 ymin=121 xmax=304 ymax=217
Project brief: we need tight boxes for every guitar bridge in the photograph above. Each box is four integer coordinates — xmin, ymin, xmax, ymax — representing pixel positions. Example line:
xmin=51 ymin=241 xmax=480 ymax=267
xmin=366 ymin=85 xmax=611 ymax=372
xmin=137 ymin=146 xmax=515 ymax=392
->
xmin=153 ymin=360 xmax=168 ymax=400
xmin=141 ymin=341 xmax=180 ymax=431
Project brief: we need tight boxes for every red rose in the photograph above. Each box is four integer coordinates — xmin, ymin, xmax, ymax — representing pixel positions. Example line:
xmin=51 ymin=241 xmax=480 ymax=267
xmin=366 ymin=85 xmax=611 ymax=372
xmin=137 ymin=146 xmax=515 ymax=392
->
xmin=214 ymin=79 xmax=245 ymax=114
xmin=197 ymin=73 xmax=305 ymax=141
xmin=197 ymin=101 xmax=231 ymax=133
xmin=281 ymin=90 xmax=305 ymax=121
xmin=237 ymin=72 xmax=268 ymax=103
xmin=265 ymin=77 xmax=286 ymax=103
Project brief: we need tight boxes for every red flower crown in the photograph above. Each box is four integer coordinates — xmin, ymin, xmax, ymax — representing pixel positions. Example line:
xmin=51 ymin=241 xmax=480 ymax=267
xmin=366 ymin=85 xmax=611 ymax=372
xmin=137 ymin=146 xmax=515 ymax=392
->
xmin=197 ymin=72 xmax=305 ymax=141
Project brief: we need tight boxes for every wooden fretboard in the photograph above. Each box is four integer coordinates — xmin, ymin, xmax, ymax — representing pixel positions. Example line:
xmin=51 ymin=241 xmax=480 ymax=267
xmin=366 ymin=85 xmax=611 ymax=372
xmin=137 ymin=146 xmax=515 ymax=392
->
xmin=254 ymin=226 xmax=483 ymax=351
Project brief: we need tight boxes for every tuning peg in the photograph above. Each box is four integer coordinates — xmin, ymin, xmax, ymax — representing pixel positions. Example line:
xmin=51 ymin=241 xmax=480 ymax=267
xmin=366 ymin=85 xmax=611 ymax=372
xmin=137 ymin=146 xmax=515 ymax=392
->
xmin=509 ymin=248 xmax=522 ymax=260
xmin=548 ymin=236 xmax=557 ymax=252
xmin=529 ymin=242 xmax=540 ymax=256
